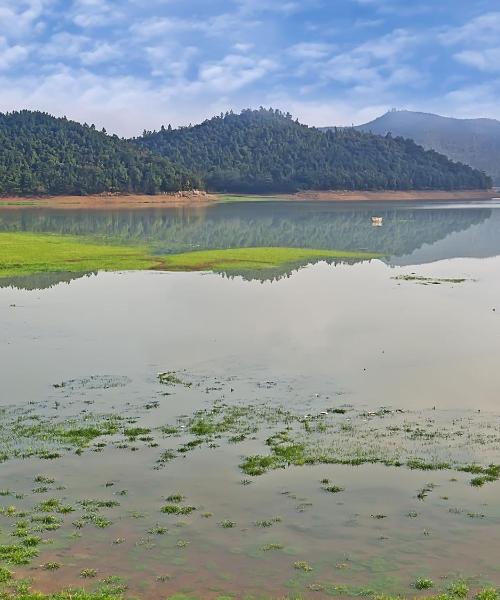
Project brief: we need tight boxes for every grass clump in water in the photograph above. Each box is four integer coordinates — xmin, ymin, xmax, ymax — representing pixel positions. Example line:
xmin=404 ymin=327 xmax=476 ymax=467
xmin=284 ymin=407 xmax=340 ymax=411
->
xmin=158 ymin=372 xmax=191 ymax=387
xmin=0 ymin=544 xmax=39 ymax=565
xmin=0 ymin=566 xmax=13 ymax=582
xmin=160 ymin=246 xmax=382 ymax=274
xmin=161 ymin=504 xmax=196 ymax=515
xmin=415 ymin=577 xmax=434 ymax=590
xmin=293 ymin=560 xmax=313 ymax=572
xmin=394 ymin=274 xmax=467 ymax=285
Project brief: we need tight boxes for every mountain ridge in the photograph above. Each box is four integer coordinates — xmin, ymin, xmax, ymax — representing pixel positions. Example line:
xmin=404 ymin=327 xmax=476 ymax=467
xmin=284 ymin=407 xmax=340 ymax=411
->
xmin=0 ymin=108 xmax=492 ymax=196
xmin=135 ymin=108 xmax=491 ymax=193
xmin=351 ymin=110 xmax=500 ymax=185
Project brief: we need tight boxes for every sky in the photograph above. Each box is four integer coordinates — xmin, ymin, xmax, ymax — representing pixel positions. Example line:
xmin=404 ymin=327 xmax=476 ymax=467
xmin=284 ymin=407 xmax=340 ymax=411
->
xmin=1 ymin=0 xmax=499 ymax=136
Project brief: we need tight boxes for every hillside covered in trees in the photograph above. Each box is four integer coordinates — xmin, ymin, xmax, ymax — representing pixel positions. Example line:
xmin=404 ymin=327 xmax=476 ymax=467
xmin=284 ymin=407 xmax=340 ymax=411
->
xmin=0 ymin=111 xmax=199 ymax=195
xmin=136 ymin=108 xmax=492 ymax=193
xmin=0 ymin=109 xmax=492 ymax=196
xmin=355 ymin=110 xmax=500 ymax=185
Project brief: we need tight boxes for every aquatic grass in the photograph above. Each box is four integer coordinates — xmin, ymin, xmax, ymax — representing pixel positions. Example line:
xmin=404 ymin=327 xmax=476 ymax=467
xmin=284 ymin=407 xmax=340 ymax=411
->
xmin=33 ymin=476 xmax=55 ymax=485
xmin=394 ymin=275 xmax=468 ymax=285
xmin=261 ymin=543 xmax=284 ymax=551
xmin=0 ymin=232 xmax=159 ymax=278
xmin=148 ymin=525 xmax=167 ymax=535
xmin=218 ymin=520 xmax=236 ymax=528
xmin=415 ymin=577 xmax=434 ymax=590
xmin=158 ymin=372 xmax=191 ymax=387
xmin=323 ymin=485 xmax=345 ymax=493
xmin=161 ymin=504 xmax=196 ymax=515
xmin=80 ymin=568 xmax=97 ymax=578
xmin=159 ymin=246 xmax=382 ymax=273
xmin=0 ymin=565 xmax=13 ymax=582
xmin=41 ymin=562 xmax=61 ymax=570
xmin=166 ymin=494 xmax=185 ymax=503
xmin=293 ymin=560 xmax=313 ymax=572
xmin=0 ymin=543 xmax=39 ymax=565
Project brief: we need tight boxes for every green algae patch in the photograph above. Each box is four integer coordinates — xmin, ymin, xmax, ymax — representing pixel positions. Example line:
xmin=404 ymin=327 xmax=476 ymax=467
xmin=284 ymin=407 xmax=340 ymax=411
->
xmin=159 ymin=247 xmax=381 ymax=272
xmin=0 ymin=233 xmax=380 ymax=279
xmin=0 ymin=232 xmax=159 ymax=278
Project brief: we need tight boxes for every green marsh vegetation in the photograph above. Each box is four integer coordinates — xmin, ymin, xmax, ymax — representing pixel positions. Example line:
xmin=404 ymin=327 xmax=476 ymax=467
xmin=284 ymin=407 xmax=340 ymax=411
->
xmin=0 ymin=233 xmax=380 ymax=277
xmin=0 ymin=583 xmax=497 ymax=600
xmin=0 ymin=233 xmax=158 ymax=278
xmin=159 ymin=246 xmax=382 ymax=273
xmin=0 ymin=231 xmax=381 ymax=280
xmin=0 ymin=202 xmax=490 ymax=266
xmin=394 ymin=275 xmax=468 ymax=285
xmin=0 ymin=372 xmax=499 ymax=598
xmin=2 ymin=376 xmax=500 ymax=488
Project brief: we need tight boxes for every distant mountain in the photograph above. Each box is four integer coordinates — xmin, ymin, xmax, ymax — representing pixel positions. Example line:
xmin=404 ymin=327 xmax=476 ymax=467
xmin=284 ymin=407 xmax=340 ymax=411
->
xmin=135 ymin=108 xmax=491 ymax=193
xmin=0 ymin=111 xmax=199 ymax=196
xmin=354 ymin=110 xmax=500 ymax=185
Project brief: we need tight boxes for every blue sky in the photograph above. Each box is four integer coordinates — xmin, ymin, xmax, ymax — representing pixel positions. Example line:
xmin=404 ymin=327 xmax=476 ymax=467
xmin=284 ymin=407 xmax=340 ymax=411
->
xmin=1 ymin=0 xmax=499 ymax=135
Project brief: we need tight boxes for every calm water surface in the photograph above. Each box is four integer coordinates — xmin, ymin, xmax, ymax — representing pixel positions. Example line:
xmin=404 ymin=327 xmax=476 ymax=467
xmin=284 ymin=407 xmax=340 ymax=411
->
xmin=1 ymin=200 xmax=499 ymax=598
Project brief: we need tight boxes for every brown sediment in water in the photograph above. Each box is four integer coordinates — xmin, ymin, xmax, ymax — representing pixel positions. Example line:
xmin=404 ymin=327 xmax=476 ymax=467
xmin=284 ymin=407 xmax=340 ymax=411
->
xmin=276 ymin=189 xmax=495 ymax=202
xmin=0 ymin=191 xmax=218 ymax=210
xmin=0 ymin=189 xmax=494 ymax=210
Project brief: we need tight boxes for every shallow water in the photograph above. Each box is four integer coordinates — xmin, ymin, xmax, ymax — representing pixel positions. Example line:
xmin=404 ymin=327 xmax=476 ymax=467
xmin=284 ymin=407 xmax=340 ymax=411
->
xmin=1 ymin=200 xmax=500 ymax=598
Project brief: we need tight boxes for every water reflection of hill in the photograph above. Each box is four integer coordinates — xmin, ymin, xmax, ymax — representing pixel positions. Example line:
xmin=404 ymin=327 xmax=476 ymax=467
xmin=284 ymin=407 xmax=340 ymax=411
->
xmin=0 ymin=272 xmax=95 ymax=290
xmin=0 ymin=201 xmax=498 ymax=287
xmin=0 ymin=201 xmax=493 ymax=255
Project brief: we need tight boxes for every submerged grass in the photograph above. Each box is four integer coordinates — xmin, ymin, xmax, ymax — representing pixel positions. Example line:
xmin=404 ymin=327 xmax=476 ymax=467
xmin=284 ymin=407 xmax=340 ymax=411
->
xmin=0 ymin=232 xmax=381 ymax=278
xmin=0 ymin=233 xmax=157 ymax=278
xmin=159 ymin=246 xmax=381 ymax=272
xmin=393 ymin=275 xmax=467 ymax=285
xmin=0 ymin=587 xmax=498 ymax=600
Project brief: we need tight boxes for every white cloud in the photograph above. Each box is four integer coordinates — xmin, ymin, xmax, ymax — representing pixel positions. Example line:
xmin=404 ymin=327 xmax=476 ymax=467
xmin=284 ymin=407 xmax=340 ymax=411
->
xmin=233 ymin=42 xmax=254 ymax=53
xmin=0 ymin=0 xmax=51 ymax=39
xmin=454 ymin=48 xmax=500 ymax=72
xmin=198 ymin=54 xmax=278 ymax=92
xmin=41 ymin=32 xmax=88 ymax=59
xmin=0 ymin=37 xmax=30 ymax=70
xmin=323 ymin=28 xmax=422 ymax=90
xmin=145 ymin=43 xmax=198 ymax=78
xmin=440 ymin=11 xmax=500 ymax=45
xmin=236 ymin=0 xmax=301 ymax=15
xmin=288 ymin=43 xmax=335 ymax=60
xmin=71 ymin=0 xmax=124 ymax=28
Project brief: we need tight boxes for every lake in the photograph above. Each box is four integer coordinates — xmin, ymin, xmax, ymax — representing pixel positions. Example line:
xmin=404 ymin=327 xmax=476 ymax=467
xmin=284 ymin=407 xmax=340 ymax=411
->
xmin=1 ymin=199 xmax=499 ymax=599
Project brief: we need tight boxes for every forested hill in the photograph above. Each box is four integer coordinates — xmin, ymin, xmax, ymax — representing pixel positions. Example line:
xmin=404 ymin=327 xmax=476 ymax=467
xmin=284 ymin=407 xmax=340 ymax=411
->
xmin=136 ymin=109 xmax=492 ymax=193
xmin=0 ymin=111 xmax=199 ymax=196
xmin=0 ymin=109 xmax=492 ymax=196
xmin=355 ymin=110 xmax=500 ymax=185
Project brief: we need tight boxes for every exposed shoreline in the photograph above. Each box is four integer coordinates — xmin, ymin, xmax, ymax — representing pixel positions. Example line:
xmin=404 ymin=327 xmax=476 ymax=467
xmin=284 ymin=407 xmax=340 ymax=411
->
xmin=0 ymin=188 xmax=495 ymax=209
xmin=0 ymin=191 xmax=218 ymax=210
xmin=278 ymin=189 xmax=496 ymax=202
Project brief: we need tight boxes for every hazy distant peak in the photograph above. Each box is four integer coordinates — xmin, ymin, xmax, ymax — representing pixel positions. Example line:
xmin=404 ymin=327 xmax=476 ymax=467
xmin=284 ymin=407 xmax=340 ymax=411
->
xmin=354 ymin=110 xmax=500 ymax=184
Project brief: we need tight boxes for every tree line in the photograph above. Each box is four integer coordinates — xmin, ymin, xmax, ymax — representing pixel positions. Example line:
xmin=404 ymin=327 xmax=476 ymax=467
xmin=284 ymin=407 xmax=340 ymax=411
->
xmin=0 ymin=108 xmax=492 ymax=196
xmin=0 ymin=111 xmax=199 ymax=196
xmin=136 ymin=108 xmax=492 ymax=193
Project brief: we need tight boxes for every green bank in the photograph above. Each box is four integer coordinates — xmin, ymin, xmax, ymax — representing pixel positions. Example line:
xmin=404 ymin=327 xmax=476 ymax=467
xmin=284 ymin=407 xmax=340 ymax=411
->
xmin=0 ymin=233 xmax=381 ymax=278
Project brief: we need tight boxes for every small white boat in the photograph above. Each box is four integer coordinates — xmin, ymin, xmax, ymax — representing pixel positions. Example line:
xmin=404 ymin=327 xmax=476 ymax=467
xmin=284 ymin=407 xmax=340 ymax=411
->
xmin=371 ymin=216 xmax=383 ymax=226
